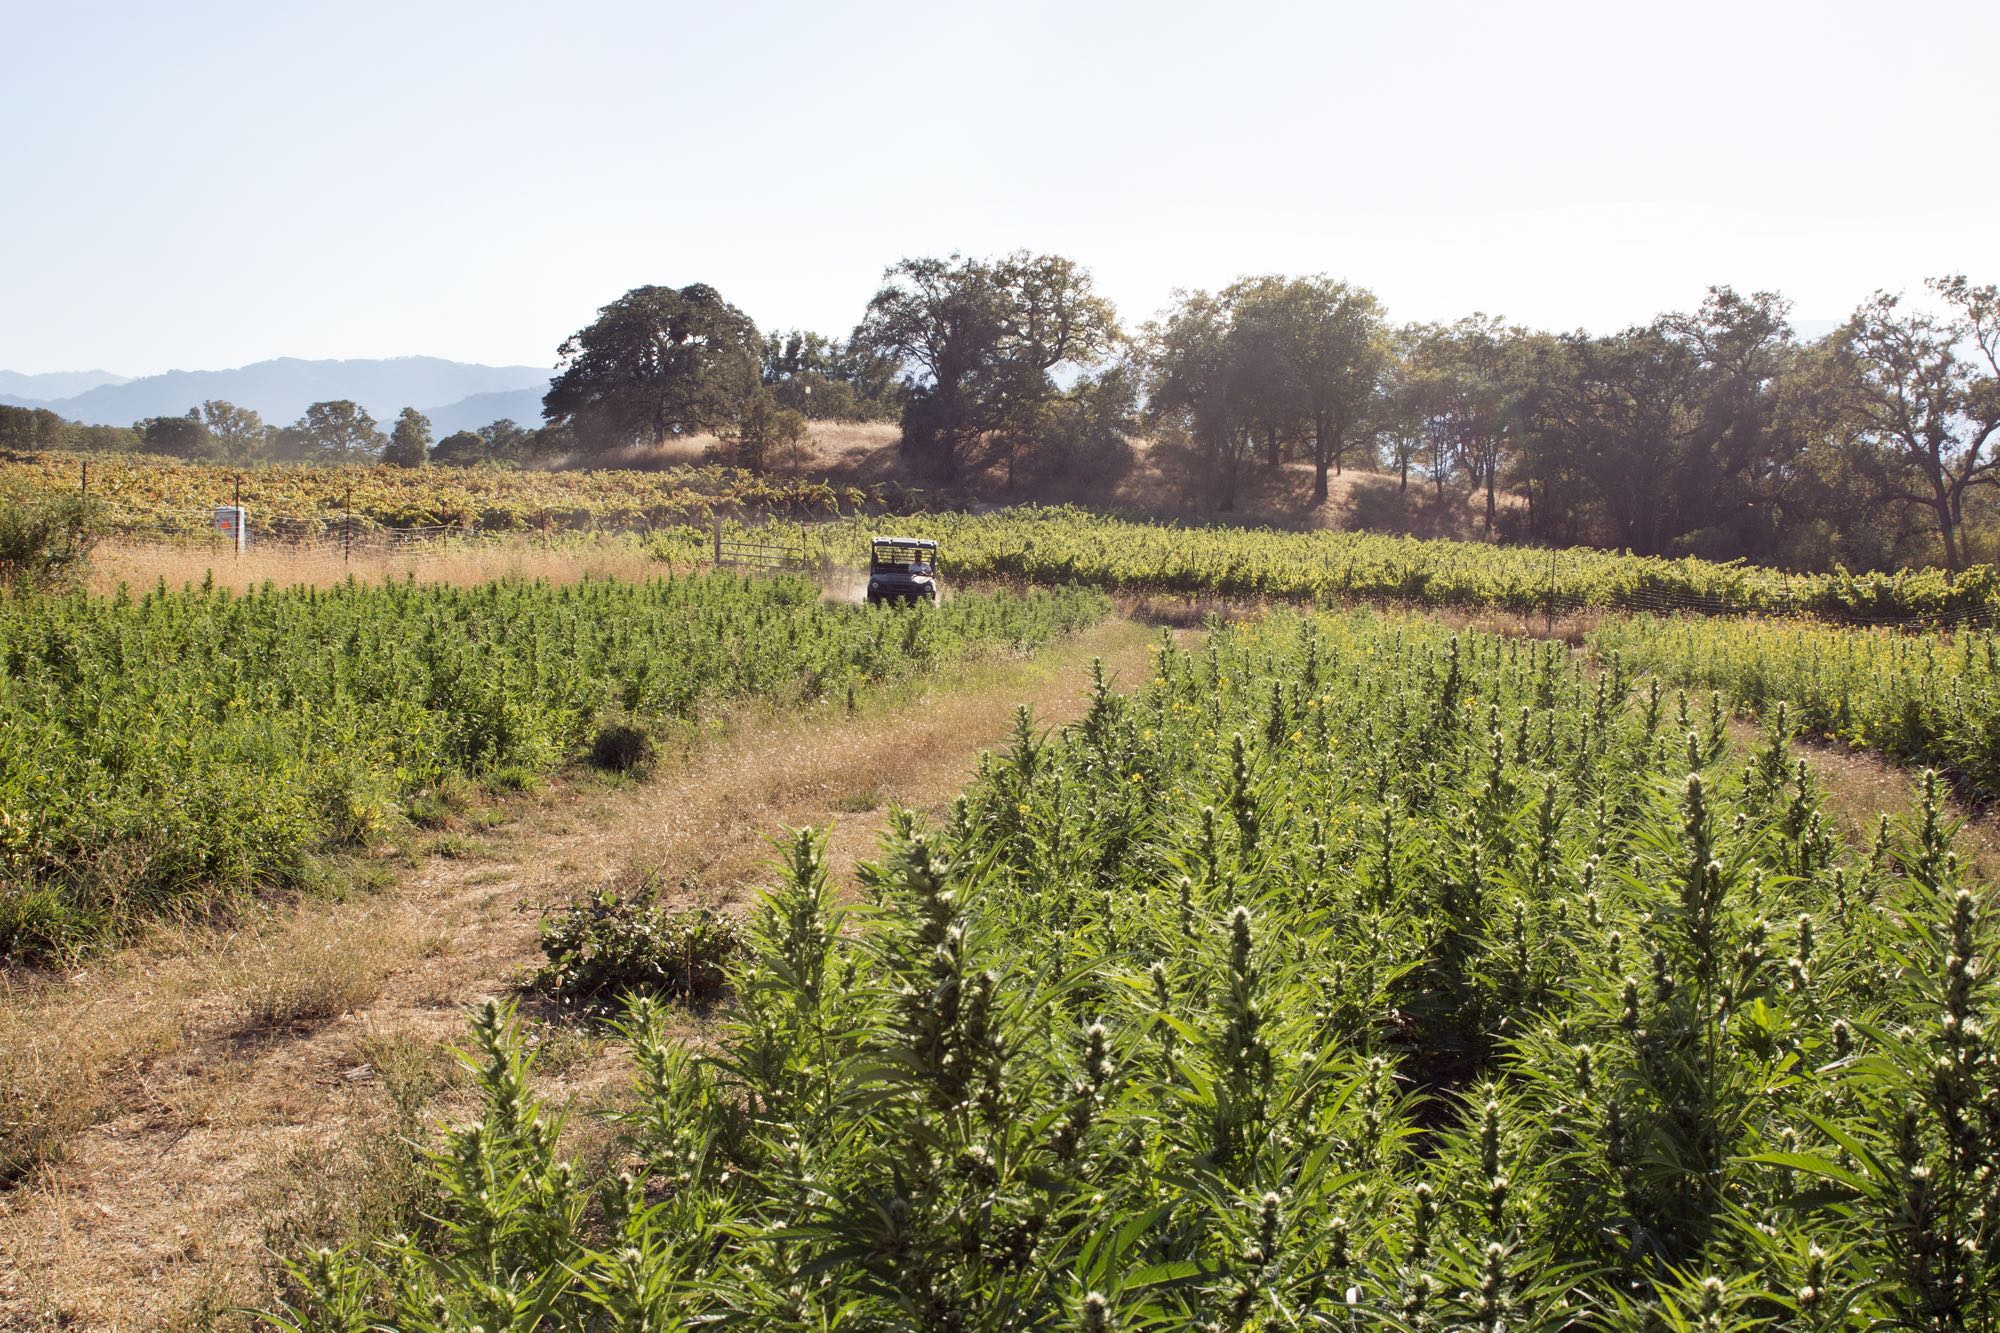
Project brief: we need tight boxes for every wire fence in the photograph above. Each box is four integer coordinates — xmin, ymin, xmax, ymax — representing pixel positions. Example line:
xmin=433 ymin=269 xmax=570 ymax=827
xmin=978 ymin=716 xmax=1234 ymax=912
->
xmin=238 ymin=519 xmax=497 ymax=563
xmin=91 ymin=515 xmax=530 ymax=570
xmin=109 ymin=513 xmax=657 ymax=557
xmin=116 ymin=511 xmax=841 ymax=574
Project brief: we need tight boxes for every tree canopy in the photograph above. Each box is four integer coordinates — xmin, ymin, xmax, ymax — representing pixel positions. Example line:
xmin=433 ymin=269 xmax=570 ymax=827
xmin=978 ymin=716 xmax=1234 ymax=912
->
xmin=383 ymin=407 xmax=433 ymax=468
xmin=137 ymin=402 xmax=268 ymax=463
xmin=1827 ymin=277 xmax=2000 ymax=571
xmin=201 ymin=400 xmax=266 ymax=462
xmin=137 ymin=409 xmax=213 ymax=460
xmin=542 ymin=284 xmax=761 ymax=447
xmin=760 ymin=330 xmax=903 ymax=422
xmin=271 ymin=400 xmax=386 ymax=464
xmin=1141 ymin=277 xmax=1391 ymax=511
xmin=1143 ymin=288 xmax=1270 ymax=511
xmin=854 ymin=252 xmax=1122 ymax=481
xmin=1238 ymin=275 xmax=1390 ymax=501
xmin=430 ymin=429 xmax=488 ymax=468
xmin=1132 ymin=273 xmax=1999 ymax=571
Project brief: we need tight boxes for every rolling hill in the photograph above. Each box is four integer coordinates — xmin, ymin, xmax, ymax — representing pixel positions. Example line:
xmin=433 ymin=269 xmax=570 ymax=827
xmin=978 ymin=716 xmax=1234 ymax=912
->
xmin=0 ymin=357 xmax=553 ymax=429
xmin=421 ymin=386 xmax=550 ymax=435
xmin=0 ymin=369 xmax=130 ymax=402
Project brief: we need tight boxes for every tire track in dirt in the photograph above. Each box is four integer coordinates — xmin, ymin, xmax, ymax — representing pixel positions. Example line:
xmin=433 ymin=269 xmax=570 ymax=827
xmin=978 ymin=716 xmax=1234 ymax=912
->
xmin=0 ymin=619 xmax=1165 ymax=1330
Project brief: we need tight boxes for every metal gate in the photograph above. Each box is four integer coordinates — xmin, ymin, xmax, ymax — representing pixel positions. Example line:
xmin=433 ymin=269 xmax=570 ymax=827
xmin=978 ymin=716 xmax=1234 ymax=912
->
xmin=712 ymin=515 xmax=808 ymax=570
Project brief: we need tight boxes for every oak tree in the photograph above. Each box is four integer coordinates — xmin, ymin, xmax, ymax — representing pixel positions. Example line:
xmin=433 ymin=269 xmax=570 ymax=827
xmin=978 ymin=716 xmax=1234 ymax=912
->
xmin=384 ymin=407 xmax=433 ymax=468
xmin=855 ymin=252 xmax=1120 ymax=481
xmin=1833 ymin=277 xmax=2000 ymax=571
xmin=543 ymin=284 xmax=760 ymax=449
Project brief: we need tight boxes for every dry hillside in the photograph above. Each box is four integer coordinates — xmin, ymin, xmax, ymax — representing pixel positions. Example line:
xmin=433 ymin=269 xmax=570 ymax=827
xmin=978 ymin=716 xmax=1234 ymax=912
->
xmin=603 ymin=420 xmax=1517 ymax=540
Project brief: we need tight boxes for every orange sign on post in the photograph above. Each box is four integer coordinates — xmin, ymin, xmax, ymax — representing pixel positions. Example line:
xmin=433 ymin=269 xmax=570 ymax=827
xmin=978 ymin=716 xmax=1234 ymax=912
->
xmin=212 ymin=505 xmax=249 ymax=553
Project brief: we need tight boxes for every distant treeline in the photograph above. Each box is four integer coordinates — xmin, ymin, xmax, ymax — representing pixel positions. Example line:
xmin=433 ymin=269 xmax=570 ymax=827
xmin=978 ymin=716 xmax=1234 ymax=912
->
xmin=0 ymin=330 xmax=902 ymax=476
xmin=7 ymin=256 xmax=1996 ymax=573
xmin=530 ymin=258 xmax=2000 ymax=575
xmin=827 ymin=259 xmax=1997 ymax=575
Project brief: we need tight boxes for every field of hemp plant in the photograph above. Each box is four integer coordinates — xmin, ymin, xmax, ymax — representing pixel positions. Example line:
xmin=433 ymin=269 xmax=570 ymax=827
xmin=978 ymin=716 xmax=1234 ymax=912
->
xmin=275 ymin=610 xmax=1997 ymax=1330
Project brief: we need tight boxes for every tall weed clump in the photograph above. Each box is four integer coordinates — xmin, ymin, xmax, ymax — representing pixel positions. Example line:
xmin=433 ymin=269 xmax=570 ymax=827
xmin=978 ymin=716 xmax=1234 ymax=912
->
xmin=0 ymin=486 xmax=96 ymax=593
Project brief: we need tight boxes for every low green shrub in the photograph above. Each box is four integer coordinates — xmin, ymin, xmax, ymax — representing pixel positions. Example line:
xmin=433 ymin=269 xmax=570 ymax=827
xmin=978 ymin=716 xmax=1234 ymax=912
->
xmin=534 ymin=880 xmax=740 ymax=1015
xmin=587 ymin=716 xmax=656 ymax=775
xmin=0 ymin=487 xmax=95 ymax=593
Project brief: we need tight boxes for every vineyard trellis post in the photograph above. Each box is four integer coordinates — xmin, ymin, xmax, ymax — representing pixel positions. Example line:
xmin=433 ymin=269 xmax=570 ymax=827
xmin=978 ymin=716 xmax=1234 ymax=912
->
xmin=1545 ymin=546 xmax=1557 ymax=636
xmin=713 ymin=512 xmax=723 ymax=566
xmin=343 ymin=484 xmax=352 ymax=565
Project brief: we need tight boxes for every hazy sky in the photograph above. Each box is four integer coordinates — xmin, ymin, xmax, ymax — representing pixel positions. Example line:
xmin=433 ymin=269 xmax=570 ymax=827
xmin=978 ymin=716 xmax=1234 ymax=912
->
xmin=2 ymin=0 xmax=1995 ymax=375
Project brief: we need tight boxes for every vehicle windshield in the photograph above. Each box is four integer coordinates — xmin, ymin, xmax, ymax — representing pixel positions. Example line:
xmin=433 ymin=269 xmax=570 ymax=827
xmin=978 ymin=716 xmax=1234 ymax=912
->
xmin=871 ymin=545 xmax=935 ymax=575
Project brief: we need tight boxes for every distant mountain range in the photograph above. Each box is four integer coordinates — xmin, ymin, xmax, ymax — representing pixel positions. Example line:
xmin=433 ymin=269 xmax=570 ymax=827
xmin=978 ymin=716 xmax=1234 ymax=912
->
xmin=0 ymin=368 xmax=131 ymax=400
xmin=422 ymin=386 xmax=551 ymax=435
xmin=0 ymin=357 xmax=555 ymax=435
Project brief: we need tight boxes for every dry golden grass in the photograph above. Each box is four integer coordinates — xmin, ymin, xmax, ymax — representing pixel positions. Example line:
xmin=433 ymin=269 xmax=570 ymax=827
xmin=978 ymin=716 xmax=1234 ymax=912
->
xmin=1101 ymin=446 xmax=1527 ymax=540
xmin=0 ymin=904 xmax=418 ymax=1164
xmin=248 ymin=1032 xmax=460 ymax=1278
xmin=0 ymin=617 xmax=1157 ymax=1328
xmin=0 ymin=906 xmax=461 ymax=1325
xmin=0 ymin=1016 xmax=101 ymax=1187
xmin=584 ymin=421 xmax=900 ymax=475
xmin=0 ymin=952 xmax=193 ymax=1187
xmin=1430 ymin=605 xmax=1606 ymax=645
xmin=1788 ymin=738 xmax=2000 ymax=885
xmin=87 ymin=535 xmax=684 ymax=596
xmin=221 ymin=912 xmax=420 ymax=1032
xmin=625 ymin=625 xmax=1156 ymax=892
xmin=0 ymin=889 xmax=442 ymax=1323
xmin=571 ymin=435 xmax=715 ymax=470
